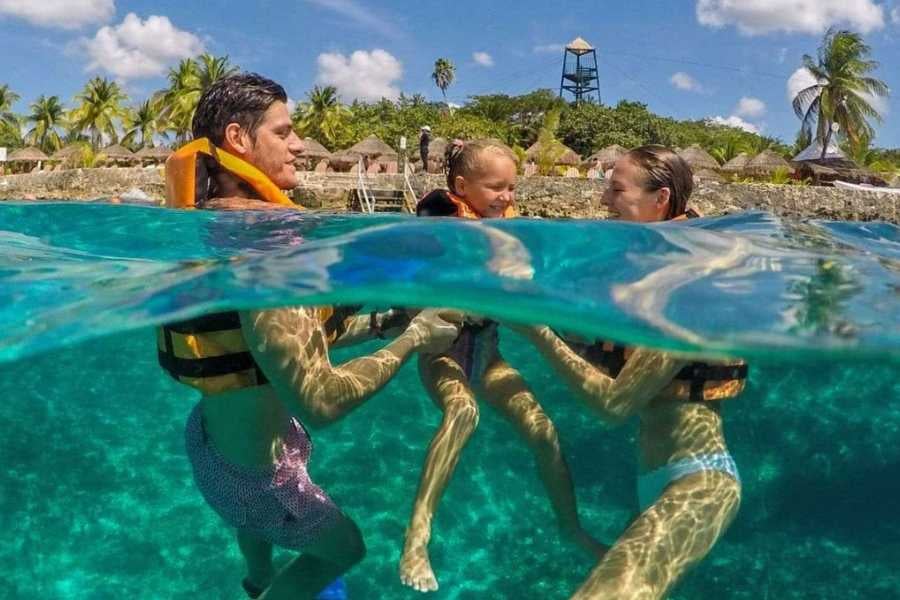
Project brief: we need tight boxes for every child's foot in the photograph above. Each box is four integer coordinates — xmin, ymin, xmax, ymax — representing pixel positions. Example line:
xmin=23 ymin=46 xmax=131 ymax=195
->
xmin=399 ymin=541 xmax=438 ymax=593
xmin=242 ymin=578 xmax=267 ymax=599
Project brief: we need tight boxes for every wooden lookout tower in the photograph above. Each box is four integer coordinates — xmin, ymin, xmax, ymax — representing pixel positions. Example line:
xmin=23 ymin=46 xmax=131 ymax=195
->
xmin=559 ymin=37 xmax=600 ymax=104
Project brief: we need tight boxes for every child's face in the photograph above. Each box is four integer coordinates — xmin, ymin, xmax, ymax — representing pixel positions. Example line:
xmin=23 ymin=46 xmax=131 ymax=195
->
xmin=456 ymin=152 xmax=517 ymax=218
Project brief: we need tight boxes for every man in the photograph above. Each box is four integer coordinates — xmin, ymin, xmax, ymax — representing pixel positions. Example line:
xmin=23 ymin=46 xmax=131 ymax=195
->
xmin=159 ymin=73 xmax=461 ymax=600
xmin=419 ymin=125 xmax=432 ymax=172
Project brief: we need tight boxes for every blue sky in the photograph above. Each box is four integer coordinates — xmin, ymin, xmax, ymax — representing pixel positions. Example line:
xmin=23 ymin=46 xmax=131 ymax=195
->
xmin=2 ymin=0 xmax=899 ymax=147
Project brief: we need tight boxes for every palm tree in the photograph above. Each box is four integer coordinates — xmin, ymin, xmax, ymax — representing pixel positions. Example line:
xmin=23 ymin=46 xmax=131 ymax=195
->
xmin=432 ymin=58 xmax=456 ymax=103
xmin=68 ymin=77 xmax=129 ymax=147
xmin=25 ymin=95 xmax=65 ymax=154
xmin=0 ymin=84 xmax=20 ymax=133
xmin=293 ymin=85 xmax=351 ymax=147
xmin=123 ymin=98 xmax=167 ymax=150
xmin=196 ymin=53 xmax=238 ymax=92
xmin=792 ymin=29 xmax=889 ymax=160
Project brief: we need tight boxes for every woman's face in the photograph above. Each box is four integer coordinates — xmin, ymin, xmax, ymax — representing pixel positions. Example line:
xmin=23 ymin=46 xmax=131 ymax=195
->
xmin=600 ymin=157 xmax=670 ymax=223
xmin=455 ymin=152 xmax=517 ymax=218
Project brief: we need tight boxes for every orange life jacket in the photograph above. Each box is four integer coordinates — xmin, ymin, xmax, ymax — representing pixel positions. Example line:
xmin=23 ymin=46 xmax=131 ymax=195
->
xmin=416 ymin=189 xmax=517 ymax=219
xmin=164 ymin=137 xmax=296 ymax=209
xmin=158 ymin=306 xmax=361 ymax=395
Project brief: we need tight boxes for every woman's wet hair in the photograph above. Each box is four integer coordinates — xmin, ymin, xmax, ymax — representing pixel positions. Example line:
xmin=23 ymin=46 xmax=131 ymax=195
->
xmin=192 ymin=73 xmax=288 ymax=146
xmin=446 ymin=139 xmax=518 ymax=194
xmin=625 ymin=145 xmax=694 ymax=219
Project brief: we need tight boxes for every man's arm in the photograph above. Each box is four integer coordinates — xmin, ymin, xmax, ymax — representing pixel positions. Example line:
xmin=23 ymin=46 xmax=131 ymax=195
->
xmin=523 ymin=326 xmax=686 ymax=426
xmin=241 ymin=307 xmax=457 ymax=428
xmin=329 ymin=309 xmax=414 ymax=349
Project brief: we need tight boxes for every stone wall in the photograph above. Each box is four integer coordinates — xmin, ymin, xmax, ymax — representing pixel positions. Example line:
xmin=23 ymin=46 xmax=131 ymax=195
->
xmin=2 ymin=167 xmax=897 ymax=223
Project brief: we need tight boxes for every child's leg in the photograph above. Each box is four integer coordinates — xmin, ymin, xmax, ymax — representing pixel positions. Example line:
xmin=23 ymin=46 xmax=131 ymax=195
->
xmin=480 ymin=358 xmax=606 ymax=558
xmin=238 ymin=529 xmax=275 ymax=594
xmin=400 ymin=354 xmax=480 ymax=593
xmin=570 ymin=470 xmax=740 ymax=600
xmin=260 ymin=512 xmax=365 ymax=600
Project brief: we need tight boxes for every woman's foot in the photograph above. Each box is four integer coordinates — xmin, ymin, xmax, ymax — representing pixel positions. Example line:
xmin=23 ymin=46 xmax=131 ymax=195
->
xmin=399 ymin=538 xmax=438 ymax=593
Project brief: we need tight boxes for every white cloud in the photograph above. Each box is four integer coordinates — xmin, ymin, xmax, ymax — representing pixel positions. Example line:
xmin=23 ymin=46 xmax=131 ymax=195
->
xmin=697 ymin=0 xmax=885 ymax=35
xmin=82 ymin=13 xmax=204 ymax=80
xmin=892 ymin=7 xmax=900 ymax=24
xmin=304 ymin=0 xmax=398 ymax=38
xmin=0 ymin=0 xmax=114 ymax=29
xmin=316 ymin=49 xmax=403 ymax=102
xmin=533 ymin=43 xmax=565 ymax=54
xmin=735 ymin=96 xmax=766 ymax=118
xmin=670 ymin=72 xmax=703 ymax=92
xmin=709 ymin=115 xmax=760 ymax=134
xmin=473 ymin=51 xmax=494 ymax=67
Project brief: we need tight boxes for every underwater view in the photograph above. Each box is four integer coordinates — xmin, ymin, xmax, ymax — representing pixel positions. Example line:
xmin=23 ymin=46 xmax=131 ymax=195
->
xmin=1 ymin=203 xmax=899 ymax=599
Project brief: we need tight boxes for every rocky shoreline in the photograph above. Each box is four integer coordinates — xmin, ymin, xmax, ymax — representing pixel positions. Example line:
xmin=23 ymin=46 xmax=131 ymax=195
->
xmin=1 ymin=167 xmax=897 ymax=223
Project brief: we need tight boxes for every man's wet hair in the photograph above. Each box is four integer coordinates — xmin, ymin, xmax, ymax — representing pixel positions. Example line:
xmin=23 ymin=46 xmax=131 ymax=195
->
xmin=192 ymin=73 xmax=288 ymax=146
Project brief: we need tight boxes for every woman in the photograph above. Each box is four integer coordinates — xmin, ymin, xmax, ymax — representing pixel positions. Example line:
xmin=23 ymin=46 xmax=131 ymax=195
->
xmin=520 ymin=146 xmax=745 ymax=599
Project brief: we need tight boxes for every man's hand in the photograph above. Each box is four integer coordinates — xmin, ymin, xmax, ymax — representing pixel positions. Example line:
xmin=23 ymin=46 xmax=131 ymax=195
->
xmin=407 ymin=309 xmax=463 ymax=354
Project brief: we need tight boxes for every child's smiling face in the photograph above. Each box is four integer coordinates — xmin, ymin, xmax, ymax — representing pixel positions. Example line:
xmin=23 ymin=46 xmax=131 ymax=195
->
xmin=454 ymin=151 xmax=517 ymax=218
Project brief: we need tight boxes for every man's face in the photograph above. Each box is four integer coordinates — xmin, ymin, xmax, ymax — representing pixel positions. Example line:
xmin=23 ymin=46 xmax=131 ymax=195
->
xmin=243 ymin=101 xmax=303 ymax=189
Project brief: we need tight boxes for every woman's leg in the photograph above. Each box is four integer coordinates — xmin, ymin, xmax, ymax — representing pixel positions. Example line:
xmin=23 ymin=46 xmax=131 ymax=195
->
xmin=480 ymin=358 xmax=606 ymax=558
xmin=570 ymin=469 xmax=740 ymax=600
xmin=400 ymin=354 xmax=480 ymax=593
xmin=260 ymin=512 xmax=365 ymax=600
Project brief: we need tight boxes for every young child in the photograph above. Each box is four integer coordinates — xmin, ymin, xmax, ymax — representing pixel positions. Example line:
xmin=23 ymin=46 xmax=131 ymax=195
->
xmin=399 ymin=139 xmax=605 ymax=593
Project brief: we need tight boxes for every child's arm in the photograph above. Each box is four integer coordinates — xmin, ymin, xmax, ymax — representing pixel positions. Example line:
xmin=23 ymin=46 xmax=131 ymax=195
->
xmin=521 ymin=325 xmax=686 ymax=426
xmin=241 ymin=307 xmax=459 ymax=428
xmin=329 ymin=309 xmax=414 ymax=348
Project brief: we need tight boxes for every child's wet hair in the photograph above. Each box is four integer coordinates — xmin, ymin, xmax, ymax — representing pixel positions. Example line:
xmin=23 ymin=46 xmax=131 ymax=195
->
xmin=624 ymin=145 xmax=694 ymax=220
xmin=446 ymin=139 xmax=518 ymax=194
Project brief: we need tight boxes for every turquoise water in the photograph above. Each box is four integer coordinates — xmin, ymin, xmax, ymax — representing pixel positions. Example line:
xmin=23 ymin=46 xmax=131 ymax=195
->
xmin=1 ymin=203 xmax=899 ymax=598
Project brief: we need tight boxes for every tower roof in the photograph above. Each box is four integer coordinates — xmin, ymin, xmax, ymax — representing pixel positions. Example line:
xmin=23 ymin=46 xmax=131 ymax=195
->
xmin=566 ymin=37 xmax=594 ymax=53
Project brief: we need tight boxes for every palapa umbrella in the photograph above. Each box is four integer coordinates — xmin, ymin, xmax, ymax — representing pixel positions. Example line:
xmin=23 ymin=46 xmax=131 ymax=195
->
xmin=135 ymin=146 xmax=173 ymax=162
xmin=584 ymin=144 xmax=627 ymax=170
xmin=745 ymin=149 xmax=793 ymax=176
xmin=722 ymin=152 xmax=753 ymax=172
xmin=678 ymin=144 xmax=720 ymax=171
xmin=101 ymin=144 xmax=137 ymax=162
xmin=694 ymin=168 xmax=725 ymax=183
xmin=428 ymin=137 xmax=449 ymax=157
xmin=51 ymin=144 xmax=88 ymax=161
xmin=299 ymin=137 xmax=331 ymax=159
xmin=525 ymin=140 xmax=581 ymax=166
xmin=8 ymin=146 xmax=49 ymax=162
xmin=328 ymin=150 xmax=363 ymax=170
xmin=347 ymin=135 xmax=398 ymax=160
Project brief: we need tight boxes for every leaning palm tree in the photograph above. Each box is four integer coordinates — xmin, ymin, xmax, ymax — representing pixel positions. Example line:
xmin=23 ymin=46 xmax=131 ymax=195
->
xmin=792 ymin=29 xmax=890 ymax=160
xmin=25 ymin=95 xmax=65 ymax=154
xmin=0 ymin=84 xmax=20 ymax=133
xmin=432 ymin=58 xmax=456 ymax=103
xmin=293 ymin=85 xmax=351 ymax=148
xmin=68 ymin=77 xmax=130 ymax=147
xmin=123 ymin=98 xmax=168 ymax=150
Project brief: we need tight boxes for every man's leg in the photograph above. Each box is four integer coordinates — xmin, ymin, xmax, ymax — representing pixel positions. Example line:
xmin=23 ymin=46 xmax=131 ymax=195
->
xmin=400 ymin=354 xmax=480 ymax=593
xmin=260 ymin=512 xmax=365 ymax=600
xmin=238 ymin=530 xmax=275 ymax=596
xmin=480 ymin=358 xmax=606 ymax=558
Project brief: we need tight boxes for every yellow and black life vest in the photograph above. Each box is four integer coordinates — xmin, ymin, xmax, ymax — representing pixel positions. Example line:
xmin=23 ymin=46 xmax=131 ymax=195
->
xmin=416 ymin=189 xmax=517 ymax=219
xmin=158 ymin=306 xmax=362 ymax=395
xmin=570 ymin=340 xmax=747 ymax=402
xmin=164 ymin=137 xmax=296 ymax=209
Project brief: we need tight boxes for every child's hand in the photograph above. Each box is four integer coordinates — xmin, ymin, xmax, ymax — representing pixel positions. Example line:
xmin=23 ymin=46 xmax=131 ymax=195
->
xmin=408 ymin=309 xmax=462 ymax=354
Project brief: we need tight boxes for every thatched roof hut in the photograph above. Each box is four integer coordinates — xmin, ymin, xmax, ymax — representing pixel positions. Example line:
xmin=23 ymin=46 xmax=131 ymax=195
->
xmin=745 ymin=149 xmax=793 ymax=176
xmin=327 ymin=151 xmax=363 ymax=171
xmin=678 ymin=145 xmax=720 ymax=171
xmin=8 ymin=146 xmax=49 ymax=162
xmin=101 ymin=144 xmax=137 ymax=162
xmin=135 ymin=146 xmax=172 ymax=162
xmin=428 ymin=137 xmax=449 ymax=157
xmin=347 ymin=135 xmax=398 ymax=160
xmin=584 ymin=144 xmax=627 ymax=170
xmin=525 ymin=140 xmax=582 ymax=166
xmin=51 ymin=144 xmax=87 ymax=161
xmin=299 ymin=137 xmax=331 ymax=159
xmin=722 ymin=152 xmax=752 ymax=173
xmin=694 ymin=168 xmax=725 ymax=183
xmin=794 ymin=162 xmax=887 ymax=186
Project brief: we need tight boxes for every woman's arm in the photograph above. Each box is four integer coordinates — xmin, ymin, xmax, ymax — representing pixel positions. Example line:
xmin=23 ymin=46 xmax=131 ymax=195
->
xmin=523 ymin=326 xmax=686 ymax=426
xmin=242 ymin=307 xmax=459 ymax=428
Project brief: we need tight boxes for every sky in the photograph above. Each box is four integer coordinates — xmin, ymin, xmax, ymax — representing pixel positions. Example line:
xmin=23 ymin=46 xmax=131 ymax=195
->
xmin=1 ymin=0 xmax=900 ymax=147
